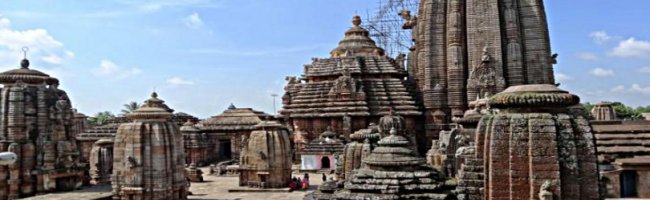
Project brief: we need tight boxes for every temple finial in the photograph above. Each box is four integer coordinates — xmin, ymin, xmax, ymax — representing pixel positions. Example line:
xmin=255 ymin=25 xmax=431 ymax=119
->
xmin=151 ymin=87 xmax=158 ymax=98
xmin=22 ymin=47 xmax=28 ymax=59
xmin=352 ymin=15 xmax=362 ymax=26
xmin=20 ymin=47 xmax=30 ymax=69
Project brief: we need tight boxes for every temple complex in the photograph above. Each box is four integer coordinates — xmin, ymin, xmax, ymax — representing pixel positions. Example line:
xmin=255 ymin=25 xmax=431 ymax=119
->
xmin=300 ymin=127 xmax=345 ymax=171
xmin=191 ymin=104 xmax=274 ymax=164
xmin=282 ymin=15 xmax=423 ymax=157
xmin=111 ymin=92 xmax=187 ymax=199
xmin=0 ymin=56 xmax=85 ymax=199
xmin=239 ymin=119 xmax=292 ymax=188
xmin=591 ymin=102 xmax=650 ymax=198
xmin=402 ymin=0 xmax=557 ymax=138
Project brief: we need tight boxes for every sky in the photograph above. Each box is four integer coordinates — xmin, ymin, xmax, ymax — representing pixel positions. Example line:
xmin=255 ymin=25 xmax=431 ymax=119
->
xmin=0 ymin=0 xmax=649 ymax=118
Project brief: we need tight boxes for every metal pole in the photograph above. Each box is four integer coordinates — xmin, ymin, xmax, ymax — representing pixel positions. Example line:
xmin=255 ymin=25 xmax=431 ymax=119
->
xmin=271 ymin=94 xmax=278 ymax=114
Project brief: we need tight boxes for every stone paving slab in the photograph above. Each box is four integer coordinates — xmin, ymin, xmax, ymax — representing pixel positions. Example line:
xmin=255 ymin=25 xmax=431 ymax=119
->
xmin=189 ymin=169 xmax=329 ymax=200
xmin=18 ymin=168 xmax=332 ymax=200
xmin=19 ymin=185 xmax=112 ymax=200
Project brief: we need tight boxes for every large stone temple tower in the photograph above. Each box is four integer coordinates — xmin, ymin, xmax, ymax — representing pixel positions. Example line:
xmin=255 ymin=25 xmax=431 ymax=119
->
xmin=0 ymin=55 xmax=85 ymax=199
xmin=111 ymin=92 xmax=188 ymax=200
xmin=282 ymin=16 xmax=422 ymax=156
xmin=404 ymin=0 xmax=557 ymax=135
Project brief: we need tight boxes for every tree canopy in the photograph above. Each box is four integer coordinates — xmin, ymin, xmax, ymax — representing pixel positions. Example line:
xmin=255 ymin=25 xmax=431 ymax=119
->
xmin=87 ymin=111 xmax=115 ymax=126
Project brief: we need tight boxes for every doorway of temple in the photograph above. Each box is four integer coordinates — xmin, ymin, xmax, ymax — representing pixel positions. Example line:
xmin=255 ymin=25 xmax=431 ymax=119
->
xmin=620 ymin=170 xmax=638 ymax=198
xmin=321 ymin=157 xmax=331 ymax=169
xmin=219 ymin=140 xmax=232 ymax=160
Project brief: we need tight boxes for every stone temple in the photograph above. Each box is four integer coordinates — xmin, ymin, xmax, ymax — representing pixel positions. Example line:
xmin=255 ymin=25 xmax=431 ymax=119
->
xmin=239 ymin=119 xmax=292 ymax=188
xmin=454 ymin=84 xmax=599 ymax=200
xmin=0 ymin=56 xmax=85 ymax=199
xmin=591 ymin=102 xmax=650 ymax=198
xmin=111 ymin=92 xmax=188 ymax=199
xmin=404 ymin=0 xmax=557 ymax=138
xmin=282 ymin=15 xmax=423 ymax=156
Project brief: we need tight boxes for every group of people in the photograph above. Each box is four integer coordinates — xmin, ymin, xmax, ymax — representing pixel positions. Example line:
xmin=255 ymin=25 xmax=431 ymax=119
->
xmin=289 ymin=173 xmax=311 ymax=191
xmin=289 ymin=173 xmax=331 ymax=191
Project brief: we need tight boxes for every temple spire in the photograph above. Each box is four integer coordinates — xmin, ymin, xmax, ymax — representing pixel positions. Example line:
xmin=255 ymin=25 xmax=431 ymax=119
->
xmin=20 ymin=47 xmax=30 ymax=69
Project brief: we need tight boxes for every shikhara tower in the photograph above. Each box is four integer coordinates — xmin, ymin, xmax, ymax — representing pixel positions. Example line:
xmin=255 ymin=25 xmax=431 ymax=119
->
xmin=405 ymin=0 xmax=557 ymax=135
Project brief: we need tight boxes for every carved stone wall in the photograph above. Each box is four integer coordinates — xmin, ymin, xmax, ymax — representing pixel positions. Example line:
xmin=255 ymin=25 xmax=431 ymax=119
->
xmin=239 ymin=120 xmax=292 ymax=188
xmin=406 ymin=0 xmax=557 ymax=137
xmin=111 ymin=93 xmax=187 ymax=200
xmin=460 ymin=84 xmax=599 ymax=200
xmin=0 ymin=58 xmax=84 ymax=199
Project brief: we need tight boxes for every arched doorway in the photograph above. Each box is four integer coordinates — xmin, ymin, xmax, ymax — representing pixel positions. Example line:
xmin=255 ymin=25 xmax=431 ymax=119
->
xmin=620 ymin=170 xmax=638 ymax=198
xmin=321 ymin=156 xmax=331 ymax=169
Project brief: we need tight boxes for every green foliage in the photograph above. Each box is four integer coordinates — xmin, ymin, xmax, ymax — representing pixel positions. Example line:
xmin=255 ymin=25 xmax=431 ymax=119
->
xmin=121 ymin=101 xmax=140 ymax=114
xmin=88 ymin=111 xmax=115 ymax=126
xmin=581 ymin=102 xmax=594 ymax=114
xmin=611 ymin=102 xmax=643 ymax=120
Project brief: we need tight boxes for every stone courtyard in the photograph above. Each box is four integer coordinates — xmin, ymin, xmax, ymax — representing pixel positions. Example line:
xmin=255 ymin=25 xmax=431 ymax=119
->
xmin=21 ymin=168 xmax=326 ymax=200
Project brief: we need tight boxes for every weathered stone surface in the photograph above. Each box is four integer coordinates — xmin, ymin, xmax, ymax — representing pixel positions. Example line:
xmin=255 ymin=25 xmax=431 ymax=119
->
xmin=189 ymin=104 xmax=274 ymax=165
xmin=329 ymin=114 xmax=455 ymax=200
xmin=405 ymin=0 xmax=557 ymax=138
xmin=282 ymin=15 xmax=424 ymax=158
xmin=460 ymin=84 xmax=599 ymax=200
xmin=89 ymin=139 xmax=113 ymax=185
xmin=111 ymin=92 xmax=188 ymax=200
xmin=0 ymin=58 xmax=85 ymax=199
xmin=239 ymin=120 xmax=292 ymax=188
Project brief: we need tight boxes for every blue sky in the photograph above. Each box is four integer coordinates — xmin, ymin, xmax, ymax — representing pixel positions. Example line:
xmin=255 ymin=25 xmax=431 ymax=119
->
xmin=0 ymin=0 xmax=649 ymax=118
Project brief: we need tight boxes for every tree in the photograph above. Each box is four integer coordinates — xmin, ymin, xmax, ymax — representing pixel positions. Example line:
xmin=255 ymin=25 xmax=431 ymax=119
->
xmin=611 ymin=102 xmax=642 ymax=120
xmin=581 ymin=102 xmax=594 ymax=114
xmin=88 ymin=111 xmax=115 ymax=126
xmin=121 ymin=101 xmax=140 ymax=114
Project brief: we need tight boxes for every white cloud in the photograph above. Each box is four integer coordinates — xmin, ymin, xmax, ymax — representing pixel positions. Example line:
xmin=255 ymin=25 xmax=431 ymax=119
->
xmin=119 ymin=0 xmax=222 ymax=12
xmin=555 ymin=73 xmax=572 ymax=82
xmin=183 ymin=12 xmax=204 ymax=29
xmin=167 ymin=77 xmax=195 ymax=86
xmin=577 ymin=52 xmax=598 ymax=61
xmin=94 ymin=59 xmax=142 ymax=78
xmin=590 ymin=31 xmax=611 ymax=44
xmin=0 ymin=17 xmax=10 ymax=29
xmin=611 ymin=85 xmax=626 ymax=92
xmin=610 ymin=38 xmax=650 ymax=58
xmin=590 ymin=68 xmax=614 ymax=77
xmin=610 ymin=84 xmax=650 ymax=95
xmin=640 ymin=67 xmax=650 ymax=74
xmin=0 ymin=15 xmax=74 ymax=67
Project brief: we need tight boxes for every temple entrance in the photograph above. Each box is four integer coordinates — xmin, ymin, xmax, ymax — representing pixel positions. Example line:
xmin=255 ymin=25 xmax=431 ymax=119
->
xmin=620 ymin=170 xmax=638 ymax=197
xmin=219 ymin=140 xmax=232 ymax=160
xmin=55 ymin=176 xmax=77 ymax=191
xmin=321 ymin=157 xmax=331 ymax=169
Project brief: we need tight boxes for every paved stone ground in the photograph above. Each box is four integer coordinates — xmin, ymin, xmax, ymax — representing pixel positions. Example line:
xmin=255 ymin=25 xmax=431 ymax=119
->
xmin=19 ymin=184 xmax=112 ymax=200
xmin=19 ymin=168 xmax=329 ymax=200
xmin=189 ymin=169 xmax=327 ymax=200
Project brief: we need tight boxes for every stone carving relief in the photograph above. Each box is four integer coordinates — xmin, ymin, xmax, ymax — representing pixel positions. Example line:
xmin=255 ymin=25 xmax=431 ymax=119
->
xmin=468 ymin=47 xmax=505 ymax=98
xmin=329 ymin=65 xmax=358 ymax=96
